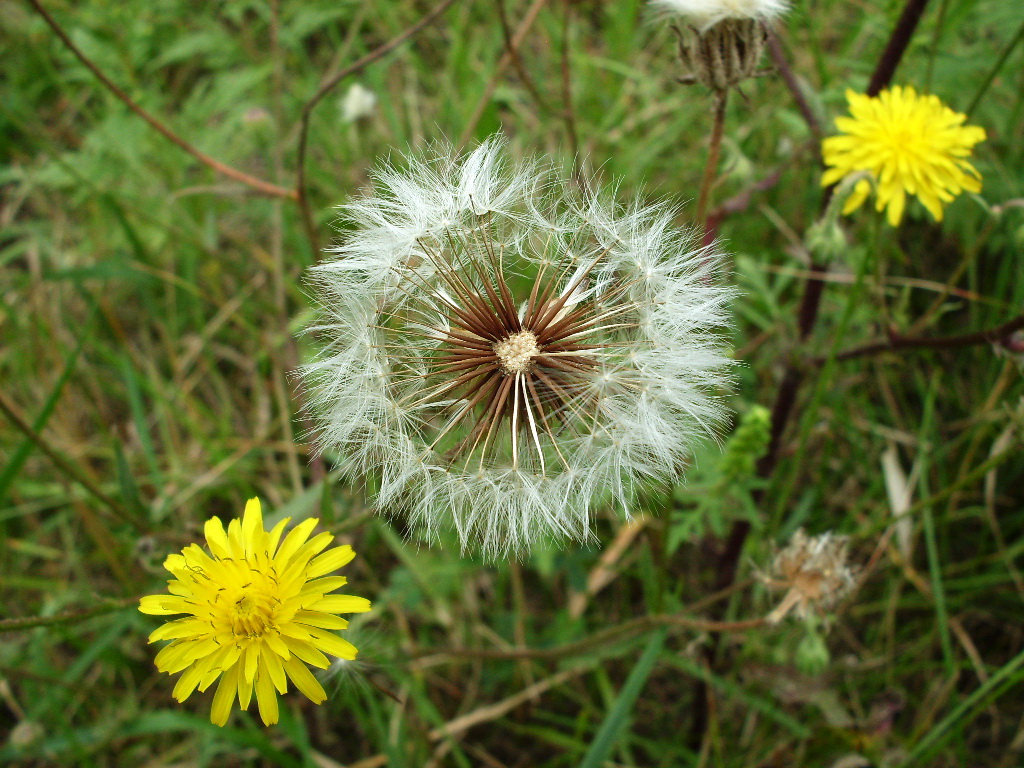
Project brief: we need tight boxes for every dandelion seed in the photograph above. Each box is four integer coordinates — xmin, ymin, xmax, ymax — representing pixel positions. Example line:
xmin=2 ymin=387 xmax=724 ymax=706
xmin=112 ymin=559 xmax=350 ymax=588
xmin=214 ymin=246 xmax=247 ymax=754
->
xmin=301 ymin=136 xmax=734 ymax=558
xmin=139 ymin=498 xmax=371 ymax=726
xmin=340 ymin=83 xmax=377 ymax=123
xmin=762 ymin=529 xmax=857 ymax=624
xmin=822 ymin=86 xmax=986 ymax=226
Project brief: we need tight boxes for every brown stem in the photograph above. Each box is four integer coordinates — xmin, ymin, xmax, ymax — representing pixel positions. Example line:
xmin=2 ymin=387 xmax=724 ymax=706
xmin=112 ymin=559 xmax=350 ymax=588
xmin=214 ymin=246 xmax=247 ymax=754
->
xmin=497 ymin=0 xmax=553 ymax=115
xmin=456 ymin=0 xmax=550 ymax=151
xmin=0 ymin=391 xmax=142 ymax=530
xmin=867 ymin=0 xmax=933 ymax=96
xmin=295 ymin=0 xmax=459 ymax=258
xmin=560 ymin=0 xmax=579 ymax=158
xmin=829 ymin=312 xmax=1024 ymax=363
xmin=412 ymin=613 xmax=765 ymax=663
xmin=27 ymin=0 xmax=295 ymax=199
xmin=696 ymin=89 xmax=728 ymax=230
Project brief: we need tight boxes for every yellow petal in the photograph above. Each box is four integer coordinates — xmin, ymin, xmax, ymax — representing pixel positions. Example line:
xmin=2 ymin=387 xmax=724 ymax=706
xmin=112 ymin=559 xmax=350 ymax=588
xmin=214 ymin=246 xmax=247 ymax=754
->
xmin=204 ymin=517 xmax=232 ymax=559
xmin=163 ymin=554 xmax=187 ymax=573
xmin=841 ymin=179 xmax=872 ymax=215
xmin=886 ymin=186 xmax=906 ymax=226
xmin=274 ymin=518 xmax=320 ymax=567
xmin=285 ymin=532 xmax=334 ymax=575
xmin=172 ymin=662 xmax=207 ymax=703
xmin=284 ymin=656 xmax=327 ymax=705
xmin=266 ymin=517 xmax=291 ymax=557
xmin=294 ymin=611 xmax=350 ymax=630
xmin=255 ymin=666 xmax=280 ymax=726
xmin=210 ymin=663 xmax=240 ymax=727
xmin=264 ymin=632 xmax=292 ymax=660
xmin=227 ymin=518 xmax=245 ymax=559
xmin=305 ymin=546 xmax=356 ymax=579
xmin=262 ymin=649 xmax=288 ymax=694
xmin=297 ymin=576 xmax=348 ymax=602
xmin=308 ymin=595 xmax=371 ymax=614
xmin=238 ymin=666 xmax=254 ymax=711
xmin=244 ymin=641 xmax=261 ymax=684
xmin=148 ymin=618 xmax=208 ymax=643
xmin=241 ymin=498 xmax=263 ymax=557
xmin=139 ymin=595 xmax=193 ymax=616
xmin=282 ymin=636 xmax=331 ymax=669
xmin=306 ymin=627 xmax=358 ymax=660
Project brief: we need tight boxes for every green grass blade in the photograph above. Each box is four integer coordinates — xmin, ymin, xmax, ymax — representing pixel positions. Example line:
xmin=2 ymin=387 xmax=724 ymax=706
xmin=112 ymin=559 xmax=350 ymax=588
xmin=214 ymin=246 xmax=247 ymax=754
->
xmin=579 ymin=628 xmax=666 ymax=768
xmin=907 ymin=646 xmax=1024 ymax=764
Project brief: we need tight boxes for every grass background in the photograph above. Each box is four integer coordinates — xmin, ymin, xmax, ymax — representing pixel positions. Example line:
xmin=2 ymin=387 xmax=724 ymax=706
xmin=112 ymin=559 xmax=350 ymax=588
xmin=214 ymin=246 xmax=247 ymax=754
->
xmin=2 ymin=0 xmax=1023 ymax=765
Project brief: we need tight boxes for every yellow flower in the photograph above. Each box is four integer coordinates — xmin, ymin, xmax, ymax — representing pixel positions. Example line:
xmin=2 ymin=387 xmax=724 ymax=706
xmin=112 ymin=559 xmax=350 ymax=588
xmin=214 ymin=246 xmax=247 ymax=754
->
xmin=822 ymin=86 xmax=986 ymax=226
xmin=139 ymin=498 xmax=371 ymax=726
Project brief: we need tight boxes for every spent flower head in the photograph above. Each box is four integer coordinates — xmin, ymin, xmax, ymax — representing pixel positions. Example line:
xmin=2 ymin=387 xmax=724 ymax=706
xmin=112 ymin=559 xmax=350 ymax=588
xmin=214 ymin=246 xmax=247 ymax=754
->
xmin=822 ymin=86 xmax=986 ymax=226
xmin=653 ymin=0 xmax=787 ymax=91
xmin=762 ymin=529 xmax=857 ymax=624
xmin=301 ymin=136 xmax=734 ymax=558
xmin=139 ymin=498 xmax=371 ymax=726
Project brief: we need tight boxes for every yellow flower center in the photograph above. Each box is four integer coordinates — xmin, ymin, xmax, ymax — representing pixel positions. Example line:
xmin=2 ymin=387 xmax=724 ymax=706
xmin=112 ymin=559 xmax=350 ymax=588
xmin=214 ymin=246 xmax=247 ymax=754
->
xmin=229 ymin=591 xmax=275 ymax=637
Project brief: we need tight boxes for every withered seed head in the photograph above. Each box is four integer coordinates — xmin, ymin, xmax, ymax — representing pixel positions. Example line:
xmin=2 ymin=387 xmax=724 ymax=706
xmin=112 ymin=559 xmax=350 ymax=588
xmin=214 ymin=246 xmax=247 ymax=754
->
xmin=762 ymin=529 xmax=858 ymax=624
xmin=677 ymin=18 xmax=768 ymax=92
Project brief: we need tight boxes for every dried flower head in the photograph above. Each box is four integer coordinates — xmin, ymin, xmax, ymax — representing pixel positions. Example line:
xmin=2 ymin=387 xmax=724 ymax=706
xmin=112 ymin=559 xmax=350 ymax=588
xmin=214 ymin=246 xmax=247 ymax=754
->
xmin=139 ymin=498 xmax=371 ymax=726
xmin=822 ymin=86 xmax=987 ymax=226
xmin=762 ymin=529 xmax=857 ymax=624
xmin=301 ymin=137 xmax=734 ymax=558
xmin=651 ymin=0 xmax=788 ymax=30
xmin=652 ymin=0 xmax=787 ymax=91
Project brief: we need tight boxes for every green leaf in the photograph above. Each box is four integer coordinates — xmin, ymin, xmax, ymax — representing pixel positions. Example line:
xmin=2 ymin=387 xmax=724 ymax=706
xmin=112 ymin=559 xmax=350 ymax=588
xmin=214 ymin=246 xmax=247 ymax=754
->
xmin=578 ymin=629 xmax=666 ymax=768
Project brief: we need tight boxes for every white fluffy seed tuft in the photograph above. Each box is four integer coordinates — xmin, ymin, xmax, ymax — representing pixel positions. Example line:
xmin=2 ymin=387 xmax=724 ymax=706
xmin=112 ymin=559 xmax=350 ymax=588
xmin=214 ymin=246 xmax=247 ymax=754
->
xmin=650 ymin=0 xmax=788 ymax=29
xmin=300 ymin=136 xmax=735 ymax=558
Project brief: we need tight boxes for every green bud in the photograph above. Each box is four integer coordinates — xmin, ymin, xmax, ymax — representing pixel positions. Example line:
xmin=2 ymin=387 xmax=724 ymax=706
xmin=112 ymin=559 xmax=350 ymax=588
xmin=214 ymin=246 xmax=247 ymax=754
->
xmin=719 ymin=404 xmax=771 ymax=482
xmin=795 ymin=625 xmax=830 ymax=676
xmin=805 ymin=217 xmax=847 ymax=264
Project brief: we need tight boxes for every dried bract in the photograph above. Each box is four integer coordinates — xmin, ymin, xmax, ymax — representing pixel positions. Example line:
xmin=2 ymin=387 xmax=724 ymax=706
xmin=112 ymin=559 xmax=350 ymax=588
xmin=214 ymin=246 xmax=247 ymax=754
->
xmin=652 ymin=0 xmax=786 ymax=91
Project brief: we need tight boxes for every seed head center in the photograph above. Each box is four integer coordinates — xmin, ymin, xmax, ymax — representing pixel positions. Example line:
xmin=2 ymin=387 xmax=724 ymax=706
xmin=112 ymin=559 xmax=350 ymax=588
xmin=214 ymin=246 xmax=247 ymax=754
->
xmin=494 ymin=330 xmax=539 ymax=374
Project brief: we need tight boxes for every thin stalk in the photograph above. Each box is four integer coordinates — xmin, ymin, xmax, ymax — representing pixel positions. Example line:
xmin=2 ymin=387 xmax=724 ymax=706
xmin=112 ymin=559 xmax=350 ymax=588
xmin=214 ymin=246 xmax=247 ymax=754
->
xmin=696 ymin=89 xmax=728 ymax=230
xmin=0 ymin=597 xmax=140 ymax=634
xmin=923 ymin=0 xmax=951 ymax=92
xmin=966 ymin=16 xmax=1024 ymax=117
xmin=27 ymin=0 xmax=294 ymax=199
xmin=0 ymin=390 xmax=142 ymax=531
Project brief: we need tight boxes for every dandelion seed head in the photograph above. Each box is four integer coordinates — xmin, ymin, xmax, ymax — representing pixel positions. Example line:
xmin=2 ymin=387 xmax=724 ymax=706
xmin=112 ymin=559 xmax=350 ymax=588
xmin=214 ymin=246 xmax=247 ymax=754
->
xmin=302 ymin=137 xmax=734 ymax=557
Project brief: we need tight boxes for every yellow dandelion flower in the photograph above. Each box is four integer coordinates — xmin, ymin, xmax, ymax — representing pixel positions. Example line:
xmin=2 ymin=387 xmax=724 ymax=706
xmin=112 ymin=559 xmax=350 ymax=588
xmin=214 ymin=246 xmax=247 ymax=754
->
xmin=139 ymin=498 xmax=371 ymax=726
xmin=821 ymin=86 xmax=986 ymax=226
